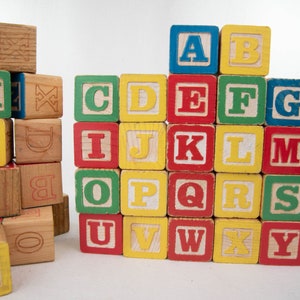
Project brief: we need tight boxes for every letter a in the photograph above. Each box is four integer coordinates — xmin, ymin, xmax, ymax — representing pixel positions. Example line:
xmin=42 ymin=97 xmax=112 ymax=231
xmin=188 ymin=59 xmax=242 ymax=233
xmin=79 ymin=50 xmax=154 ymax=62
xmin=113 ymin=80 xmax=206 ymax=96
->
xmin=180 ymin=35 xmax=208 ymax=63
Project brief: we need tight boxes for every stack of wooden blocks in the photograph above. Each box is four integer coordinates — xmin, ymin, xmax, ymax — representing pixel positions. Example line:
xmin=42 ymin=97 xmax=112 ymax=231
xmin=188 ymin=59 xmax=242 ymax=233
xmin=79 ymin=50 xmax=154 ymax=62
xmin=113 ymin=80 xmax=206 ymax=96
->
xmin=0 ymin=22 xmax=69 ymax=296
xmin=74 ymin=24 xmax=300 ymax=266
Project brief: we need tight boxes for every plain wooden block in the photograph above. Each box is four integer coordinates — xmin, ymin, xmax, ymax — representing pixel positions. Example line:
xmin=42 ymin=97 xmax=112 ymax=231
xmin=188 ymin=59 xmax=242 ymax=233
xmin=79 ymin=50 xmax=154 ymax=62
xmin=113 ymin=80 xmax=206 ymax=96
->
xmin=167 ymin=74 xmax=217 ymax=124
xmin=11 ymin=73 xmax=63 ymax=119
xmin=0 ymin=70 xmax=11 ymax=118
xmin=79 ymin=213 xmax=123 ymax=255
xmin=168 ymin=218 xmax=214 ymax=262
xmin=119 ymin=122 xmax=166 ymax=170
xmin=121 ymin=170 xmax=167 ymax=217
xmin=119 ymin=74 xmax=166 ymax=122
xmin=0 ymin=163 xmax=21 ymax=217
xmin=169 ymin=25 xmax=219 ymax=74
xmin=214 ymin=125 xmax=263 ymax=173
xmin=214 ymin=173 xmax=262 ymax=219
xmin=168 ymin=172 xmax=214 ymax=218
xmin=19 ymin=162 xmax=63 ymax=209
xmin=14 ymin=118 xmax=62 ymax=164
xmin=220 ymin=24 xmax=271 ymax=75
xmin=52 ymin=193 xmax=70 ymax=236
xmin=213 ymin=218 xmax=261 ymax=264
xmin=123 ymin=216 xmax=168 ymax=259
xmin=0 ymin=22 xmax=36 ymax=73
xmin=74 ymin=122 xmax=119 ymax=168
xmin=75 ymin=168 xmax=119 ymax=214
xmin=2 ymin=206 xmax=55 ymax=266
xmin=167 ymin=124 xmax=215 ymax=172
xmin=74 ymin=75 xmax=119 ymax=122
xmin=0 ymin=119 xmax=13 ymax=167
xmin=259 ymin=221 xmax=300 ymax=265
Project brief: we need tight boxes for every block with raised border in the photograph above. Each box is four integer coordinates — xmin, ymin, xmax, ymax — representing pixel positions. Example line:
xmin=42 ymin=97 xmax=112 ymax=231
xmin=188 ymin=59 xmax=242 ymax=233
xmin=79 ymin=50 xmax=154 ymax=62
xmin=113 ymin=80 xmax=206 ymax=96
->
xmin=52 ymin=193 xmax=70 ymax=236
xmin=0 ymin=118 xmax=13 ymax=167
xmin=0 ymin=70 xmax=11 ymax=118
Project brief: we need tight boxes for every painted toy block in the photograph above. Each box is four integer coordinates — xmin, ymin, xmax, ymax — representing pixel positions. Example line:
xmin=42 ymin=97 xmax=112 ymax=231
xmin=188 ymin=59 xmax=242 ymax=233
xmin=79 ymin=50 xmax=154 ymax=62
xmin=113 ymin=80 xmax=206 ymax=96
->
xmin=0 ymin=163 xmax=21 ymax=217
xmin=168 ymin=218 xmax=214 ymax=262
xmin=74 ymin=122 xmax=118 ymax=168
xmin=214 ymin=125 xmax=263 ymax=173
xmin=119 ymin=122 xmax=166 ymax=170
xmin=0 ymin=70 xmax=11 ymax=118
xmin=167 ymin=74 xmax=217 ymax=124
xmin=0 ymin=118 xmax=13 ymax=167
xmin=168 ymin=172 xmax=214 ymax=218
xmin=213 ymin=218 xmax=261 ymax=264
xmin=11 ymin=73 xmax=63 ymax=119
xmin=217 ymin=75 xmax=266 ymax=124
xmin=75 ymin=169 xmax=119 ymax=214
xmin=219 ymin=25 xmax=271 ymax=76
xmin=2 ymin=206 xmax=55 ymax=266
xmin=259 ymin=221 xmax=300 ymax=265
xmin=119 ymin=74 xmax=166 ymax=122
xmin=123 ymin=216 xmax=168 ymax=259
xmin=169 ymin=25 xmax=219 ymax=74
xmin=74 ymin=75 xmax=119 ymax=122
xmin=79 ymin=213 xmax=123 ymax=255
xmin=262 ymin=126 xmax=300 ymax=174
xmin=14 ymin=118 xmax=62 ymax=164
xmin=52 ymin=193 xmax=70 ymax=236
xmin=19 ymin=162 xmax=63 ymax=209
xmin=121 ymin=170 xmax=167 ymax=217
xmin=261 ymin=175 xmax=300 ymax=221
xmin=266 ymin=79 xmax=300 ymax=126
xmin=0 ymin=22 xmax=36 ymax=73
xmin=167 ymin=124 xmax=214 ymax=172
xmin=214 ymin=173 xmax=262 ymax=219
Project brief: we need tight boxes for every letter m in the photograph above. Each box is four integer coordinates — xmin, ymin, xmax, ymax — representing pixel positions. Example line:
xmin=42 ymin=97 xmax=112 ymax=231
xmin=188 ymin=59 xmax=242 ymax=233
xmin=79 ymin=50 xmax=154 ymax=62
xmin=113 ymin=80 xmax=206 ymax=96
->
xmin=272 ymin=137 xmax=300 ymax=164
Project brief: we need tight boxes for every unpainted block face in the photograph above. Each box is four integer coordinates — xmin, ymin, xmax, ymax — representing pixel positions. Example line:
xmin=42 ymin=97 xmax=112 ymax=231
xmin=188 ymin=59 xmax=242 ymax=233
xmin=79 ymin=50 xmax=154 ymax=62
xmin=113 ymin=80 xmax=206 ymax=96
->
xmin=52 ymin=193 xmax=70 ymax=236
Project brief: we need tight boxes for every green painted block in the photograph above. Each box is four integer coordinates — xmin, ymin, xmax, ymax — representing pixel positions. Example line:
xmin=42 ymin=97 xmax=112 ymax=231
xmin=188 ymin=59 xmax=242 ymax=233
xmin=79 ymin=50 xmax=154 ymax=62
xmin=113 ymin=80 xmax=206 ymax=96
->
xmin=75 ymin=169 xmax=120 ymax=214
xmin=217 ymin=75 xmax=266 ymax=124
xmin=0 ymin=71 xmax=11 ymax=118
xmin=261 ymin=175 xmax=300 ymax=221
xmin=74 ymin=75 xmax=119 ymax=122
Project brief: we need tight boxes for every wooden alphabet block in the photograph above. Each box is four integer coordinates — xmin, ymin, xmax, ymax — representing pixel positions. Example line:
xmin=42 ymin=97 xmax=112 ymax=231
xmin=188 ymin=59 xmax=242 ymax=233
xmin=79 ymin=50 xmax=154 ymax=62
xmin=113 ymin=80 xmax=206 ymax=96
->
xmin=217 ymin=75 xmax=266 ymax=124
xmin=19 ymin=162 xmax=63 ymax=209
xmin=79 ymin=213 xmax=123 ymax=255
xmin=2 ymin=206 xmax=55 ymax=266
xmin=74 ymin=75 xmax=119 ymax=122
xmin=0 ymin=70 xmax=11 ymax=118
xmin=75 ymin=169 xmax=119 ymax=214
xmin=168 ymin=172 xmax=214 ymax=218
xmin=119 ymin=122 xmax=166 ymax=170
xmin=121 ymin=170 xmax=167 ymax=217
xmin=213 ymin=218 xmax=261 ymax=264
xmin=214 ymin=173 xmax=262 ymax=219
xmin=169 ymin=25 xmax=219 ymax=74
xmin=214 ymin=125 xmax=263 ymax=173
xmin=259 ymin=221 xmax=300 ymax=265
xmin=74 ymin=122 xmax=118 ymax=168
xmin=119 ymin=74 xmax=166 ymax=122
xmin=220 ymin=24 xmax=271 ymax=76
xmin=0 ymin=22 xmax=36 ymax=73
xmin=52 ymin=193 xmax=70 ymax=236
xmin=11 ymin=73 xmax=63 ymax=119
xmin=123 ymin=216 xmax=168 ymax=259
xmin=262 ymin=126 xmax=300 ymax=174
xmin=0 ymin=118 xmax=13 ymax=167
xmin=167 ymin=124 xmax=214 ymax=172
xmin=168 ymin=218 xmax=214 ymax=262
xmin=14 ymin=118 xmax=62 ymax=164
xmin=167 ymin=74 xmax=217 ymax=124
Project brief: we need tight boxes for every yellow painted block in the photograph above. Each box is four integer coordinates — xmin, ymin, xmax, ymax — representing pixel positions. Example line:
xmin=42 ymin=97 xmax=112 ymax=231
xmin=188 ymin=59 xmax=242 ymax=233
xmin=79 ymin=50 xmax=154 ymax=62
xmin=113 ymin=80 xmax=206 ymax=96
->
xmin=214 ymin=125 xmax=263 ymax=173
xmin=120 ymin=74 xmax=167 ymax=122
xmin=119 ymin=122 xmax=166 ymax=170
xmin=121 ymin=170 xmax=167 ymax=217
xmin=220 ymin=25 xmax=271 ymax=76
xmin=214 ymin=173 xmax=262 ymax=218
xmin=0 ymin=119 xmax=13 ymax=167
xmin=123 ymin=216 xmax=168 ymax=259
xmin=213 ymin=218 xmax=261 ymax=264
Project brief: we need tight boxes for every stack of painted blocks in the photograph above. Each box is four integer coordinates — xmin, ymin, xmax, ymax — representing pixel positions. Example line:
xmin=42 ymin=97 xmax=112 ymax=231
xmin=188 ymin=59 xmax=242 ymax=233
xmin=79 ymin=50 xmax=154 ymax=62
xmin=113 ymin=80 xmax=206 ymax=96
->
xmin=0 ymin=23 xmax=69 ymax=296
xmin=74 ymin=24 xmax=300 ymax=266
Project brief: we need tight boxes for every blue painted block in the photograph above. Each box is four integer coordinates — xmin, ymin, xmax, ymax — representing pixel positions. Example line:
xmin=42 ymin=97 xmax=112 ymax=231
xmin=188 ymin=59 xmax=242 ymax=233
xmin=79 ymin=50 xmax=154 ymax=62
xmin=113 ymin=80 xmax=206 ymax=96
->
xmin=11 ymin=73 xmax=25 ymax=119
xmin=266 ymin=79 xmax=300 ymax=126
xmin=169 ymin=25 xmax=219 ymax=74
xmin=0 ymin=71 xmax=11 ymax=119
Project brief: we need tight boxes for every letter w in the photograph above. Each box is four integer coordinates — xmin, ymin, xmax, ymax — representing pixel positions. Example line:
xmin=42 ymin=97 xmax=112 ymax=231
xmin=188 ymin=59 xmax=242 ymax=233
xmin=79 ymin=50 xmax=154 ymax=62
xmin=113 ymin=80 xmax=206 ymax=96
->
xmin=178 ymin=228 xmax=205 ymax=252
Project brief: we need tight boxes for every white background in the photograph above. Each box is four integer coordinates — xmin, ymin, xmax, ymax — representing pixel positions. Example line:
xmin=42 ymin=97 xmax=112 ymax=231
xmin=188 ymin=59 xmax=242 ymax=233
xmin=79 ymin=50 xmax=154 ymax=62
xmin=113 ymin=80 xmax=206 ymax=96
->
xmin=1 ymin=0 xmax=300 ymax=299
